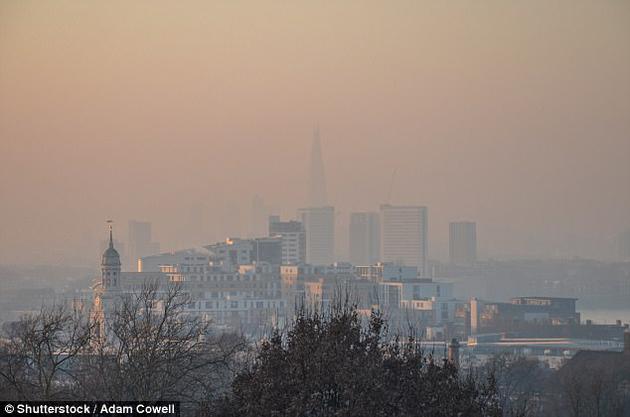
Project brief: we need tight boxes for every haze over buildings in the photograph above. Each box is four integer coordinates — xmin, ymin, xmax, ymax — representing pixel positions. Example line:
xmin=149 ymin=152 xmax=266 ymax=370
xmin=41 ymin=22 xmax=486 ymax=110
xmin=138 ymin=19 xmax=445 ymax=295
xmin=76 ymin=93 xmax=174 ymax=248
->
xmin=298 ymin=206 xmax=335 ymax=266
xmin=127 ymin=220 xmax=160 ymax=272
xmin=0 ymin=1 xmax=629 ymax=265
xmin=349 ymin=212 xmax=380 ymax=266
xmin=380 ymin=205 xmax=429 ymax=277
xmin=308 ymin=126 xmax=327 ymax=208
xmin=249 ymin=195 xmax=270 ymax=239
xmin=1 ymin=4 xmax=630 ymax=413
xmin=449 ymin=222 xmax=477 ymax=266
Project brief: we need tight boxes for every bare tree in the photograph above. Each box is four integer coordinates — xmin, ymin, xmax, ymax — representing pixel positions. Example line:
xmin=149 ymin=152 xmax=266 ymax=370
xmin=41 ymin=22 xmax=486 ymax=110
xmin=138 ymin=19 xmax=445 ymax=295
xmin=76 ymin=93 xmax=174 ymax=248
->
xmin=555 ymin=360 xmax=628 ymax=417
xmin=78 ymin=281 xmax=246 ymax=412
xmin=481 ymin=352 xmax=548 ymax=417
xmin=0 ymin=303 xmax=93 ymax=400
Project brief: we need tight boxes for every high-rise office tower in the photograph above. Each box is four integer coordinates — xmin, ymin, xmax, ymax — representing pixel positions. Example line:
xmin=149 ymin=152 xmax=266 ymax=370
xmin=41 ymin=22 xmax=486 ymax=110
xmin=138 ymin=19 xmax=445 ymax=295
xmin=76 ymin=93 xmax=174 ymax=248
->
xmin=349 ymin=212 xmax=380 ymax=265
xmin=380 ymin=205 xmax=428 ymax=276
xmin=449 ymin=221 xmax=477 ymax=265
xmin=249 ymin=195 xmax=269 ymax=238
xmin=128 ymin=220 xmax=160 ymax=272
xmin=308 ymin=126 xmax=327 ymax=207
xmin=298 ymin=206 xmax=335 ymax=265
xmin=615 ymin=229 xmax=630 ymax=261
xmin=269 ymin=216 xmax=306 ymax=265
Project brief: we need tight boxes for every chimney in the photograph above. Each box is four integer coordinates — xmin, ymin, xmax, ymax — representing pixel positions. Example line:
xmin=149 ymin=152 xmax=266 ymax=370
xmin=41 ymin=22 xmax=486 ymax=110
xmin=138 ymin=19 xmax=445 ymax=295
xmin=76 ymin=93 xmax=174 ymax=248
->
xmin=448 ymin=338 xmax=460 ymax=367
xmin=624 ymin=331 xmax=630 ymax=355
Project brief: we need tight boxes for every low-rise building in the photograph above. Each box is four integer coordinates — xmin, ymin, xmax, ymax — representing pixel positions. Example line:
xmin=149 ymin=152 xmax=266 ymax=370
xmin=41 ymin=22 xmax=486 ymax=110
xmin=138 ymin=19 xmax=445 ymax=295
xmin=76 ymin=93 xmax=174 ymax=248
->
xmin=471 ymin=296 xmax=581 ymax=334
xmin=355 ymin=262 xmax=418 ymax=282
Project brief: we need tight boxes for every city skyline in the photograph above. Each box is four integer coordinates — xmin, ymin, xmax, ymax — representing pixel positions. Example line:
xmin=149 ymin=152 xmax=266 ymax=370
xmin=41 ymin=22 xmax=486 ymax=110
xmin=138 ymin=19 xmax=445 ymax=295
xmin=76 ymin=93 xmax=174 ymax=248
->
xmin=0 ymin=3 xmax=629 ymax=413
xmin=1 ymin=1 xmax=629 ymax=266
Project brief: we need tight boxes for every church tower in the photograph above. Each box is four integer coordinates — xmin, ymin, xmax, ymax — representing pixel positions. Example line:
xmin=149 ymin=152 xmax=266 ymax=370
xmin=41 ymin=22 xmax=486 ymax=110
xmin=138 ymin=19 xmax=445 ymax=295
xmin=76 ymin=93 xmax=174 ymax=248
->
xmin=101 ymin=222 xmax=121 ymax=289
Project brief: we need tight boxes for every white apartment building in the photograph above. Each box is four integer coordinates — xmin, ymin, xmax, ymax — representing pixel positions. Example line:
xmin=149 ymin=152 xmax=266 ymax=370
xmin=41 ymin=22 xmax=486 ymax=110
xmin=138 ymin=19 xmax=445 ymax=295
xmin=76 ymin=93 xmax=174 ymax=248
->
xmin=378 ymin=279 xmax=458 ymax=326
xmin=95 ymin=229 xmax=287 ymax=337
xmin=138 ymin=249 xmax=210 ymax=273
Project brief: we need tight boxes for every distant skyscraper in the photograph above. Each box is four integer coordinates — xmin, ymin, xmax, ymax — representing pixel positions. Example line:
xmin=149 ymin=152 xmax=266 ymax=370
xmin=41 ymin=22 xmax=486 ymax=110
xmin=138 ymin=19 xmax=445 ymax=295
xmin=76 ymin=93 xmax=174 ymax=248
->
xmin=308 ymin=126 xmax=327 ymax=207
xmin=349 ymin=212 xmax=380 ymax=265
xmin=249 ymin=195 xmax=269 ymax=238
xmin=298 ymin=206 xmax=335 ymax=265
xmin=380 ymin=205 xmax=428 ymax=276
xmin=616 ymin=229 xmax=630 ymax=261
xmin=269 ymin=216 xmax=306 ymax=265
xmin=128 ymin=220 xmax=160 ymax=272
xmin=449 ymin=222 xmax=477 ymax=265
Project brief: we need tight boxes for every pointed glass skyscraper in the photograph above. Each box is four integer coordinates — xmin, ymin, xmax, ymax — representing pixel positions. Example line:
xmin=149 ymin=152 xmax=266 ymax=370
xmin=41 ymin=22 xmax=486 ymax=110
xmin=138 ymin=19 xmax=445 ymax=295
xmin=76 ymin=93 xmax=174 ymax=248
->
xmin=300 ymin=126 xmax=334 ymax=265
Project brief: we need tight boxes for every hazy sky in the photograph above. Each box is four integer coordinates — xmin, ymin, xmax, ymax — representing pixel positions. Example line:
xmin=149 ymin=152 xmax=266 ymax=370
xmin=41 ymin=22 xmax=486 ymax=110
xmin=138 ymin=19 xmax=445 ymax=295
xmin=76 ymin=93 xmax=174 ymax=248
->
xmin=1 ymin=0 xmax=629 ymax=266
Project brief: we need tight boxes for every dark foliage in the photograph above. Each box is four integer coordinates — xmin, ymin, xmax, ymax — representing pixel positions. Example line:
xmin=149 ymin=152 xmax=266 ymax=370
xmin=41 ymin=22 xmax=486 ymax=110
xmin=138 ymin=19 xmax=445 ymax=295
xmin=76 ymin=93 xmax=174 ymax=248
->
xmin=217 ymin=303 xmax=501 ymax=417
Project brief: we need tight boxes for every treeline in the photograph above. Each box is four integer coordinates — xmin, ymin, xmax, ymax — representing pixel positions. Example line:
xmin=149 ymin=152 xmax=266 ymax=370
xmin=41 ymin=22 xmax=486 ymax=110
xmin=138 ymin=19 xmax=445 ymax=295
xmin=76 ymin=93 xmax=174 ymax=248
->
xmin=214 ymin=304 xmax=501 ymax=417
xmin=0 ymin=284 xmax=244 ymax=413
xmin=0 ymin=283 xmax=627 ymax=416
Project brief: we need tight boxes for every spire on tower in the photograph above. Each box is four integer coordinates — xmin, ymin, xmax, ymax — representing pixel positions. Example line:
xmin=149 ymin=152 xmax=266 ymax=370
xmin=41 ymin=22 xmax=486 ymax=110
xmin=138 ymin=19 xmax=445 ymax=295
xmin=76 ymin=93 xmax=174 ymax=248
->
xmin=107 ymin=220 xmax=114 ymax=249
xmin=101 ymin=219 xmax=121 ymax=271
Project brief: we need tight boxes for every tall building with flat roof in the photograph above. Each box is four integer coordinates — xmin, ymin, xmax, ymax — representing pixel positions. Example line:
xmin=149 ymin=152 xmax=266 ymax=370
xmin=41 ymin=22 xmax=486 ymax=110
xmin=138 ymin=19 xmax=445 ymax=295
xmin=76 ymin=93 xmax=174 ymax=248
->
xmin=128 ymin=220 xmax=160 ymax=272
xmin=616 ymin=229 xmax=630 ymax=261
xmin=269 ymin=216 xmax=306 ymax=265
xmin=380 ymin=205 xmax=428 ymax=276
xmin=449 ymin=221 xmax=477 ymax=266
xmin=298 ymin=206 xmax=335 ymax=266
xmin=349 ymin=212 xmax=380 ymax=265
